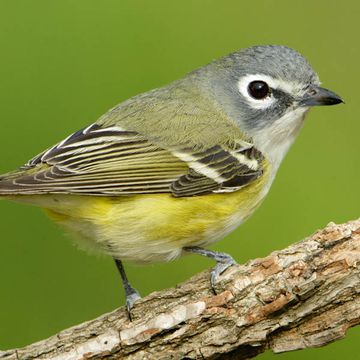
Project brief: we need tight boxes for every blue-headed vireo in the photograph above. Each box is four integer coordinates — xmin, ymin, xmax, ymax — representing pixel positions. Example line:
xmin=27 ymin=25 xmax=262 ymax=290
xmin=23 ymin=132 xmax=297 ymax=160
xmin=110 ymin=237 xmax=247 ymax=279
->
xmin=0 ymin=45 xmax=343 ymax=313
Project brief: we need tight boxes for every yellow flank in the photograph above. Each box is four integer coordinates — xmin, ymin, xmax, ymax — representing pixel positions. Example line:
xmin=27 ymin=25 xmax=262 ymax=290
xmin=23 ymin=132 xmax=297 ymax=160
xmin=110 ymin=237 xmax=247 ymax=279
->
xmin=11 ymin=162 xmax=271 ymax=263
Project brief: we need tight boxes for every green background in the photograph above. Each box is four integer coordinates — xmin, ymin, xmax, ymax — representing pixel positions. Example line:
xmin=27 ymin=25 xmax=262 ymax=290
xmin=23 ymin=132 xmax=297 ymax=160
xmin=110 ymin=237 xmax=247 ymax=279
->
xmin=0 ymin=1 xmax=358 ymax=358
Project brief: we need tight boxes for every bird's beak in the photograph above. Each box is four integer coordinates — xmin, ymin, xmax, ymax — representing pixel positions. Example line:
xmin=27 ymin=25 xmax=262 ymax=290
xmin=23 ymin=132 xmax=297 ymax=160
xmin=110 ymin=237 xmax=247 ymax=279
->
xmin=300 ymin=86 xmax=344 ymax=107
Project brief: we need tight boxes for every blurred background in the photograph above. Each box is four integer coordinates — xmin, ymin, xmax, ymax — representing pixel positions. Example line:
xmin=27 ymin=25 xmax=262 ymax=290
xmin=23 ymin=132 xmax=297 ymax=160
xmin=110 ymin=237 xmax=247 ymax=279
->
xmin=0 ymin=1 xmax=358 ymax=358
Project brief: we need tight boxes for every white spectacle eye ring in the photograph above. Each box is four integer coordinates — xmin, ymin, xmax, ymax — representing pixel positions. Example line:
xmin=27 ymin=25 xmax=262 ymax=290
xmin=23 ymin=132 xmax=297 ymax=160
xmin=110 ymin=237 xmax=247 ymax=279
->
xmin=238 ymin=74 xmax=276 ymax=109
xmin=238 ymin=74 xmax=307 ymax=110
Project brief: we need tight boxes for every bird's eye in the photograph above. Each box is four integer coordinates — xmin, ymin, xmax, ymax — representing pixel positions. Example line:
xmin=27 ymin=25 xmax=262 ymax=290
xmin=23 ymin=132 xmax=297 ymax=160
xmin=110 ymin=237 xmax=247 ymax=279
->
xmin=247 ymin=81 xmax=271 ymax=100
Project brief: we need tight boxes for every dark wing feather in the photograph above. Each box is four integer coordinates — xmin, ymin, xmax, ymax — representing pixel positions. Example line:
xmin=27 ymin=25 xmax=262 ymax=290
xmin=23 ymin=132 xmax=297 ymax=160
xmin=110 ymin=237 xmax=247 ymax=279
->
xmin=171 ymin=145 xmax=264 ymax=196
xmin=0 ymin=124 xmax=264 ymax=197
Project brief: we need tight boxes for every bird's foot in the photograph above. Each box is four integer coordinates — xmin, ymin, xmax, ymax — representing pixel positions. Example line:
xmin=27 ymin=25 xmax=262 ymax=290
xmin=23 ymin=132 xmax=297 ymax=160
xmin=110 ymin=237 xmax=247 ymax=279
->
xmin=125 ymin=286 xmax=141 ymax=316
xmin=183 ymin=246 xmax=237 ymax=291
xmin=113 ymin=258 xmax=141 ymax=320
xmin=210 ymin=253 xmax=237 ymax=287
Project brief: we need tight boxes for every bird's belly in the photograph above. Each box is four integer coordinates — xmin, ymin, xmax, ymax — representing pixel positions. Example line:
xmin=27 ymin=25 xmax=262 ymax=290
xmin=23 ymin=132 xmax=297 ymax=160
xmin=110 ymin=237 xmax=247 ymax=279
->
xmin=41 ymin=175 xmax=269 ymax=264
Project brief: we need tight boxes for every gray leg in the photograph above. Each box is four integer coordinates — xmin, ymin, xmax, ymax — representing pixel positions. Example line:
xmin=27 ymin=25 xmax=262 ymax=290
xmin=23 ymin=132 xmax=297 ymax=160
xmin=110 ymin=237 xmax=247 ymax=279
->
xmin=114 ymin=258 xmax=141 ymax=316
xmin=183 ymin=246 xmax=237 ymax=287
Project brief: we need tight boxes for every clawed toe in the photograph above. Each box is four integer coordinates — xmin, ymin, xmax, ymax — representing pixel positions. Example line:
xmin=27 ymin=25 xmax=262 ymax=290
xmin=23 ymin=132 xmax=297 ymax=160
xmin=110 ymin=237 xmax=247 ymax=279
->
xmin=183 ymin=246 xmax=237 ymax=292
xmin=125 ymin=289 xmax=141 ymax=315
xmin=210 ymin=256 xmax=236 ymax=288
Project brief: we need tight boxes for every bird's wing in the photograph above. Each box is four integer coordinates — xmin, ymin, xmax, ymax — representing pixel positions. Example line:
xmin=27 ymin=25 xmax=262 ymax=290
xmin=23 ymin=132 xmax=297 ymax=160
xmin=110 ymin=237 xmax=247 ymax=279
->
xmin=0 ymin=123 xmax=264 ymax=197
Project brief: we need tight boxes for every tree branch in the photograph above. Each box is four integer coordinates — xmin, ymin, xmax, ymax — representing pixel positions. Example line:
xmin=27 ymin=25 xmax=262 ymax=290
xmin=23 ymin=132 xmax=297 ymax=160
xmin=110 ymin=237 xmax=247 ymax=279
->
xmin=1 ymin=219 xmax=360 ymax=360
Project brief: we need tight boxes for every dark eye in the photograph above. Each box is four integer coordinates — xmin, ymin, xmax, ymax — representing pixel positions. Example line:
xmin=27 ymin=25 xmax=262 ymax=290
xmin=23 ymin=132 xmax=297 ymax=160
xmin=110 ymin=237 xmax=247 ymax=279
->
xmin=247 ymin=81 xmax=271 ymax=100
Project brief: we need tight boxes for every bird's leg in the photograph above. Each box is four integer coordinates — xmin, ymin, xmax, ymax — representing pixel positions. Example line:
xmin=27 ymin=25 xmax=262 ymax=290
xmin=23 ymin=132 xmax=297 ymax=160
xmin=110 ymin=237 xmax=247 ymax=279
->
xmin=183 ymin=246 xmax=237 ymax=290
xmin=114 ymin=258 xmax=141 ymax=317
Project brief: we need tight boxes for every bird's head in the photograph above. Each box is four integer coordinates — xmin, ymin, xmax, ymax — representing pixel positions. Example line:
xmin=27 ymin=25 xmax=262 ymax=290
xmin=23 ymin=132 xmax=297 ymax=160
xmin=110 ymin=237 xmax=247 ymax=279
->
xmin=195 ymin=45 xmax=343 ymax=163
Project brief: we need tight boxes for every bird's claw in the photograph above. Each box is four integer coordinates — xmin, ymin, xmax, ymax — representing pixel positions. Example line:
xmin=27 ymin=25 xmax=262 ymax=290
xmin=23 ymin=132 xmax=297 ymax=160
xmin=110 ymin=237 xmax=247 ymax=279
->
xmin=210 ymin=254 xmax=236 ymax=289
xmin=125 ymin=288 xmax=141 ymax=319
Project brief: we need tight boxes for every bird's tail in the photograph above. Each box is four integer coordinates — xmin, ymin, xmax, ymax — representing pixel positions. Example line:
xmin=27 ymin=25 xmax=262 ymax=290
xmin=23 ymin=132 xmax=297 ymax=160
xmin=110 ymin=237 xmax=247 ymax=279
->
xmin=0 ymin=168 xmax=53 ymax=206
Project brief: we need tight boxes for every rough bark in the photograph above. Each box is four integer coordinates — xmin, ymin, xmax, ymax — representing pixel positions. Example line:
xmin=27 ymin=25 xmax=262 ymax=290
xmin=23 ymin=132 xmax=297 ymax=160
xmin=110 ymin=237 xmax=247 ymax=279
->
xmin=1 ymin=219 xmax=360 ymax=360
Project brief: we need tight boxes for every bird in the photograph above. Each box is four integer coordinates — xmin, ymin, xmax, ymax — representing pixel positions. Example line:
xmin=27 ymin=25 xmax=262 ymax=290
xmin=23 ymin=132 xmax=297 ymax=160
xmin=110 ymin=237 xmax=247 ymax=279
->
xmin=0 ymin=45 xmax=343 ymax=315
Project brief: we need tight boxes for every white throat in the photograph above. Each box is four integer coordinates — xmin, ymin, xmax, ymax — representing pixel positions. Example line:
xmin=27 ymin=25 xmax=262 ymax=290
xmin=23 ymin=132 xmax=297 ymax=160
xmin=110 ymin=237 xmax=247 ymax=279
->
xmin=252 ymin=107 xmax=309 ymax=172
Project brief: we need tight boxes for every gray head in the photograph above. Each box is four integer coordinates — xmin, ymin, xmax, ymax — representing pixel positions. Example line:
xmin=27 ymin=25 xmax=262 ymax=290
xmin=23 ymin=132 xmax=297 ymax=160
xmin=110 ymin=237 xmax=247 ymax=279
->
xmin=191 ymin=45 xmax=342 ymax=164
xmin=193 ymin=45 xmax=342 ymax=133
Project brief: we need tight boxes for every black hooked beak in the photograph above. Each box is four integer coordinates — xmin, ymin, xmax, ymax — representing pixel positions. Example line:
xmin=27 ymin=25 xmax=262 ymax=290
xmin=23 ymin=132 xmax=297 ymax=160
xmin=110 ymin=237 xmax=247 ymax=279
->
xmin=300 ymin=86 xmax=344 ymax=107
